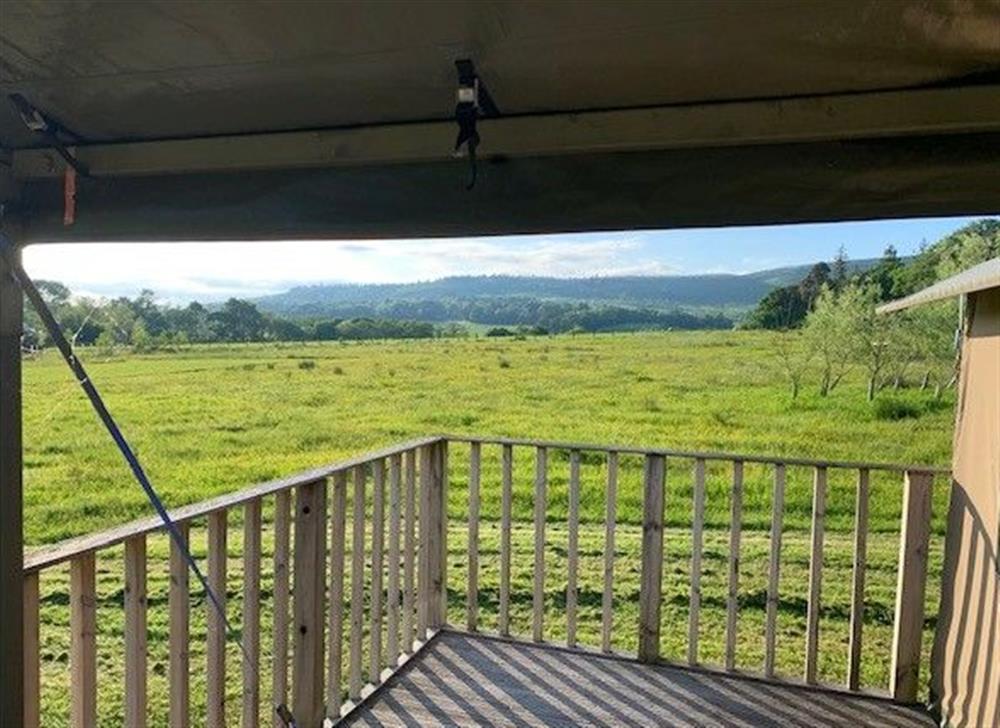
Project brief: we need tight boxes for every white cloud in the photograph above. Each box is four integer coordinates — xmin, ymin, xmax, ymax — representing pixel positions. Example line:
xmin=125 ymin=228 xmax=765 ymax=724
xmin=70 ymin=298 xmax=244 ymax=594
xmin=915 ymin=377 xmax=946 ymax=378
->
xmin=22 ymin=233 xmax=673 ymax=301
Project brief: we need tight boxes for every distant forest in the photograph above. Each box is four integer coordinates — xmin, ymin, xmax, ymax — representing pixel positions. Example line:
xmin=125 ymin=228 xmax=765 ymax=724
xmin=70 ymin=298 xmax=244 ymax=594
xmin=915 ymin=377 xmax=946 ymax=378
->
xmin=22 ymin=220 xmax=995 ymax=350
xmin=253 ymin=258 xmax=890 ymax=316
xmin=23 ymin=285 xmax=732 ymax=350
xmin=744 ymin=219 xmax=999 ymax=330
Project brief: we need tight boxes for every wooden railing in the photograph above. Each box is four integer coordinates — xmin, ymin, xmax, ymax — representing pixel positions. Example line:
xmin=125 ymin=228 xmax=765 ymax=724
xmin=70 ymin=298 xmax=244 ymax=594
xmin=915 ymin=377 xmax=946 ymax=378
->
xmin=448 ymin=435 xmax=949 ymax=705
xmin=21 ymin=434 xmax=949 ymax=726
xmin=22 ymin=436 xmax=445 ymax=728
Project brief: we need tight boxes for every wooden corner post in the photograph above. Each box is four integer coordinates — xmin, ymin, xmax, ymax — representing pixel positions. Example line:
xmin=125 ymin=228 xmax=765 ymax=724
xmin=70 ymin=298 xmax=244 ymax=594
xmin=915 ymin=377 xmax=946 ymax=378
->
xmin=0 ymin=242 xmax=23 ymax=728
xmin=419 ymin=440 xmax=447 ymax=632
xmin=891 ymin=470 xmax=933 ymax=703
xmin=293 ymin=479 xmax=328 ymax=727
xmin=638 ymin=454 xmax=666 ymax=663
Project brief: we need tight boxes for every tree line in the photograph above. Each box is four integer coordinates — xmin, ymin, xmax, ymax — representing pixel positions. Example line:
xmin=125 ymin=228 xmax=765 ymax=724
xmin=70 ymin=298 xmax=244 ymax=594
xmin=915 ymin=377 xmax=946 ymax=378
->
xmin=259 ymin=296 xmax=732 ymax=332
xmin=23 ymin=287 xmax=438 ymax=350
xmin=746 ymin=219 xmax=998 ymax=400
xmin=22 ymin=287 xmax=730 ymax=352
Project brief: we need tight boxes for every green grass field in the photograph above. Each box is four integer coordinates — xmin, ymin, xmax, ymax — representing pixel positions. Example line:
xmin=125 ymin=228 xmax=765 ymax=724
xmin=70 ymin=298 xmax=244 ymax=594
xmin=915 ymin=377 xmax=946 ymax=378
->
xmin=23 ymin=332 xmax=955 ymax=724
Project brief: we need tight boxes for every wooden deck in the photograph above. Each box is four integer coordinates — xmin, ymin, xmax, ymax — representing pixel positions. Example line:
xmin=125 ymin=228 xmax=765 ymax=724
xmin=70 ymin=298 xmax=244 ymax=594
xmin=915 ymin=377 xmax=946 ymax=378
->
xmin=342 ymin=631 xmax=937 ymax=728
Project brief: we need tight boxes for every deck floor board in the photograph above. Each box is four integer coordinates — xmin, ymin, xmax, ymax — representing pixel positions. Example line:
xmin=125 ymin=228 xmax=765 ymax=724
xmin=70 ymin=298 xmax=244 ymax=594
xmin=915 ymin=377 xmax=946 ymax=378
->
xmin=342 ymin=631 xmax=936 ymax=727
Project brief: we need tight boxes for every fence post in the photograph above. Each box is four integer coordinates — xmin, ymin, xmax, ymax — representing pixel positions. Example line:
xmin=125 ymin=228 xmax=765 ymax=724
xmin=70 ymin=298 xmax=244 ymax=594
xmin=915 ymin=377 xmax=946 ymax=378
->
xmin=293 ymin=479 xmax=328 ymax=727
xmin=419 ymin=440 xmax=448 ymax=631
xmin=638 ymin=454 xmax=666 ymax=663
xmin=890 ymin=470 xmax=933 ymax=703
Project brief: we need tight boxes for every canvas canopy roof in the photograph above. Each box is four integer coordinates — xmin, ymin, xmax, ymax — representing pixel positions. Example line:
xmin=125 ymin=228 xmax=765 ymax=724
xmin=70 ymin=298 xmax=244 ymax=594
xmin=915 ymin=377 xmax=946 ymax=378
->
xmin=0 ymin=0 xmax=999 ymax=241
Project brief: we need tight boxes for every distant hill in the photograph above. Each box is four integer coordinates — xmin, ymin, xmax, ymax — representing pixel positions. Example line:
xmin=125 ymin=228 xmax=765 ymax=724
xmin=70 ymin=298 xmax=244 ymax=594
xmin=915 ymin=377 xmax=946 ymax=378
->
xmin=255 ymin=259 xmax=890 ymax=318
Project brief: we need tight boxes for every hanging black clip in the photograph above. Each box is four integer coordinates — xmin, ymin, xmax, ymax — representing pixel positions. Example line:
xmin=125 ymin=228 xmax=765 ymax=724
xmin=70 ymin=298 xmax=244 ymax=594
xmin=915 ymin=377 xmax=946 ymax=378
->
xmin=454 ymin=59 xmax=499 ymax=190
xmin=8 ymin=93 xmax=90 ymax=177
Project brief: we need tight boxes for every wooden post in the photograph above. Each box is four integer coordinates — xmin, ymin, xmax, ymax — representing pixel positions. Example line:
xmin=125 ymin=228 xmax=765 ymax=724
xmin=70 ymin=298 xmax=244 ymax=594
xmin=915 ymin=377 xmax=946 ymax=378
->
xmin=805 ymin=466 xmax=826 ymax=684
xmin=419 ymin=442 xmax=446 ymax=632
xmin=847 ymin=468 xmax=869 ymax=691
xmin=890 ymin=470 xmax=933 ymax=703
xmin=24 ymin=572 xmax=40 ymax=728
xmin=567 ymin=449 xmax=580 ymax=648
xmin=402 ymin=450 xmax=416 ymax=650
xmin=272 ymin=491 xmax=291 ymax=728
xmin=70 ymin=553 xmax=97 ymax=728
xmin=533 ymin=447 xmax=547 ymax=642
xmin=206 ymin=511 xmax=227 ymax=728
xmin=688 ymin=458 xmax=706 ymax=665
xmin=293 ymin=479 xmax=327 ymax=727
xmin=327 ymin=471 xmax=347 ymax=719
xmin=499 ymin=444 xmax=513 ymax=636
xmin=602 ymin=452 xmax=618 ymax=653
xmin=242 ymin=499 xmax=262 ymax=728
xmin=764 ymin=464 xmax=786 ymax=678
xmin=169 ymin=522 xmax=190 ymax=728
xmin=387 ymin=455 xmax=402 ymax=666
xmin=466 ymin=443 xmax=481 ymax=632
xmin=124 ymin=535 xmax=148 ymax=728
xmin=369 ymin=460 xmax=385 ymax=684
xmin=349 ymin=466 xmax=365 ymax=701
xmin=638 ymin=455 xmax=665 ymax=663
xmin=724 ymin=460 xmax=743 ymax=671
xmin=0 ymin=244 xmax=23 ymax=728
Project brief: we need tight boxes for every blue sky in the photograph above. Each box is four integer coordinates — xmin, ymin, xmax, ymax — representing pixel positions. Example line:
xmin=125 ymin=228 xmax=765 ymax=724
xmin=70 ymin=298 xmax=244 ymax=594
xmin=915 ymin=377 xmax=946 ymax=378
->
xmin=23 ymin=215 xmax=990 ymax=303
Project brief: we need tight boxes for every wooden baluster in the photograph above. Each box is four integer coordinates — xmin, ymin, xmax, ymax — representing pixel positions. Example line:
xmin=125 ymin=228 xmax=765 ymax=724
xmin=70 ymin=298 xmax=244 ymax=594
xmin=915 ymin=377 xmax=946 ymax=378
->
xmin=533 ymin=446 xmax=547 ymax=642
xmin=370 ymin=460 xmax=385 ymax=684
xmin=764 ymin=464 xmax=785 ymax=678
xmin=890 ymin=470 xmax=933 ymax=703
xmin=349 ymin=466 xmax=366 ymax=701
xmin=847 ymin=468 xmax=870 ymax=691
xmin=688 ymin=459 xmax=706 ymax=665
xmin=327 ymin=471 xmax=348 ymax=720
xmin=499 ymin=444 xmax=513 ymax=636
xmin=125 ymin=535 xmax=148 ymax=728
xmin=418 ymin=442 xmax=446 ymax=632
xmin=602 ymin=452 xmax=618 ymax=653
xmin=24 ymin=572 xmax=40 ymax=728
xmin=467 ymin=443 xmax=481 ymax=632
xmin=638 ymin=455 xmax=666 ymax=663
xmin=724 ymin=461 xmax=743 ymax=671
xmin=70 ymin=553 xmax=97 ymax=728
xmin=271 ymin=491 xmax=290 ymax=728
xmin=242 ymin=499 xmax=261 ymax=728
xmin=293 ymin=479 xmax=327 ymax=727
xmin=402 ymin=449 xmax=416 ymax=650
xmin=439 ymin=442 xmax=449 ymax=624
xmin=388 ymin=454 xmax=402 ymax=666
xmin=206 ymin=510 xmax=227 ymax=728
xmin=169 ymin=522 xmax=190 ymax=728
xmin=567 ymin=449 xmax=580 ymax=648
xmin=805 ymin=466 xmax=827 ymax=684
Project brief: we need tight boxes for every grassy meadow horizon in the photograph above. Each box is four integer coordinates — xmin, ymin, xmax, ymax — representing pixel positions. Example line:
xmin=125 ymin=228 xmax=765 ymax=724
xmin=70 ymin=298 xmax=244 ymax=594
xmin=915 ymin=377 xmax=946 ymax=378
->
xmin=23 ymin=330 xmax=954 ymax=545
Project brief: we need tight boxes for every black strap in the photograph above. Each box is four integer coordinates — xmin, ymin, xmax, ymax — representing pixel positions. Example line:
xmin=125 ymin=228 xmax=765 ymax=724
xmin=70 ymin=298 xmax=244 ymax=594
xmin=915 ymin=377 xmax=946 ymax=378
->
xmin=0 ymin=234 xmax=249 ymax=666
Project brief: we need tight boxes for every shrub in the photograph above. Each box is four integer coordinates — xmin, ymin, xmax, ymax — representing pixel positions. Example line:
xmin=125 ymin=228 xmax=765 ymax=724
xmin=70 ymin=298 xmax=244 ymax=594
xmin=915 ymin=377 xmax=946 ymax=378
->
xmin=873 ymin=397 xmax=921 ymax=421
xmin=298 ymin=360 xmax=317 ymax=370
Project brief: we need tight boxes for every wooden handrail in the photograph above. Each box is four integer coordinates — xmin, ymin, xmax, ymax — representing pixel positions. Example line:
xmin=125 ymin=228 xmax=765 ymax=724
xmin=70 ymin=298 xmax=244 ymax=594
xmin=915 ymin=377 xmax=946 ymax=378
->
xmin=22 ymin=436 xmax=443 ymax=573
xmin=445 ymin=433 xmax=951 ymax=475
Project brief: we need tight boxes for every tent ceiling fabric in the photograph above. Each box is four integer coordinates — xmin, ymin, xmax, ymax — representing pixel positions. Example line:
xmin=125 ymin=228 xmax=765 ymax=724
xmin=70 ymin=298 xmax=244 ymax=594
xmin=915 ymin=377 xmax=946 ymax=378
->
xmin=1 ymin=0 xmax=998 ymax=146
xmin=1 ymin=0 xmax=999 ymax=241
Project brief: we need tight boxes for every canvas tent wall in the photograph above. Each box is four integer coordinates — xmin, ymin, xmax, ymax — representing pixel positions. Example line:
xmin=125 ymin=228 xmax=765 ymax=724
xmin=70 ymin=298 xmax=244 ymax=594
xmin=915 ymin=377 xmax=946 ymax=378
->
xmin=879 ymin=258 xmax=1000 ymax=728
